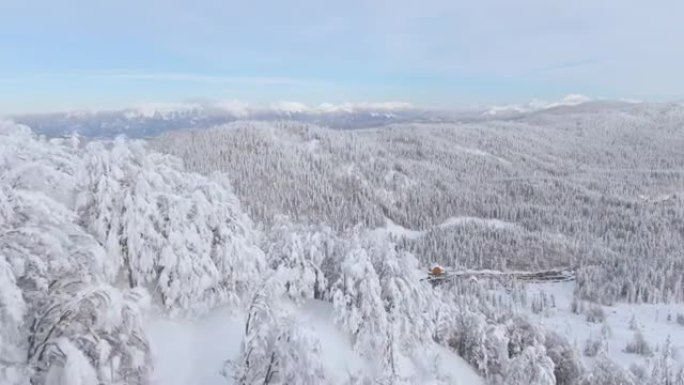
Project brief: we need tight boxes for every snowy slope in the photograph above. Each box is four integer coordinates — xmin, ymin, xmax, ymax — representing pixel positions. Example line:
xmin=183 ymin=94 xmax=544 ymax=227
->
xmin=519 ymin=281 xmax=684 ymax=370
xmin=378 ymin=216 xmax=515 ymax=241
xmin=147 ymin=308 xmax=245 ymax=385
xmin=147 ymin=300 xmax=484 ymax=385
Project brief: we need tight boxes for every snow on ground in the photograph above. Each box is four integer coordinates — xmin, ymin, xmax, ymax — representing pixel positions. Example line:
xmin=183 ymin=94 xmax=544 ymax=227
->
xmin=294 ymin=300 xmax=366 ymax=382
xmin=438 ymin=216 xmax=514 ymax=230
xmin=147 ymin=300 xmax=483 ymax=385
xmin=406 ymin=344 xmax=484 ymax=385
xmin=451 ymin=144 xmax=512 ymax=166
xmin=146 ymin=307 xmax=245 ymax=385
xmin=378 ymin=216 xmax=515 ymax=240
xmin=382 ymin=218 xmax=425 ymax=239
xmin=296 ymin=300 xmax=483 ymax=385
xmin=518 ymin=281 xmax=684 ymax=369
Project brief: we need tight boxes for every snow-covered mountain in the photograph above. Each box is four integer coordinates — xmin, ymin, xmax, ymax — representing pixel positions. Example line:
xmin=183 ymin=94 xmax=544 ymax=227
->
xmin=2 ymin=99 xmax=684 ymax=385
xmin=8 ymin=95 xmax=634 ymax=139
xmin=9 ymin=101 xmax=446 ymax=138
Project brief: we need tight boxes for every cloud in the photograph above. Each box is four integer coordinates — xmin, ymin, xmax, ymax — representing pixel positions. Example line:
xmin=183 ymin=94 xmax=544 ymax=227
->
xmin=268 ymin=101 xmax=311 ymax=114
xmin=41 ymin=99 xmax=418 ymax=120
xmin=268 ymin=101 xmax=415 ymax=114
xmin=266 ymin=101 xmax=414 ymax=114
xmin=316 ymin=102 xmax=414 ymax=113
xmin=123 ymin=102 xmax=203 ymax=119
xmin=483 ymin=94 xmax=593 ymax=116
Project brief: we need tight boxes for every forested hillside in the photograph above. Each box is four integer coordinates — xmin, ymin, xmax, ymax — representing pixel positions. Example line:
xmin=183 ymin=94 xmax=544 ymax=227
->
xmin=0 ymin=121 xmax=576 ymax=385
xmin=153 ymin=102 xmax=684 ymax=305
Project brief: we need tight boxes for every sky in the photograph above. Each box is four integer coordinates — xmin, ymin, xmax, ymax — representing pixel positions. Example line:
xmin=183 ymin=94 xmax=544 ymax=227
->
xmin=1 ymin=0 xmax=683 ymax=114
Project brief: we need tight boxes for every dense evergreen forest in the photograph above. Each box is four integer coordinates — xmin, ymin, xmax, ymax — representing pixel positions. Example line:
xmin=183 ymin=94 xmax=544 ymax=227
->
xmin=154 ymin=102 xmax=684 ymax=305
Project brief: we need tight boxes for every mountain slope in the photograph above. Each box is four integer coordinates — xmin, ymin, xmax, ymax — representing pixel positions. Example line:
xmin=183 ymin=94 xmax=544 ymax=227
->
xmin=152 ymin=103 xmax=684 ymax=305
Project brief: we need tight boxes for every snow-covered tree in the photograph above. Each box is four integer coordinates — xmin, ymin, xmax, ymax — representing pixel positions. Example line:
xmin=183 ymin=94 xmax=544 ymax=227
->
xmin=332 ymin=234 xmax=389 ymax=361
xmin=43 ymin=338 xmax=99 ymax=385
xmin=0 ymin=189 xmax=152 ymax=385
xmin=227 ymin=281 xmax=328 ymax=385
xmin=367 ymin=235 xmax=435 ymax=352
xmin=502 ymin=345 xmax=556 ymax=385
xmin=482 ymin=325 xmax=510 ymax=383
xmin=0 ymin=124 xmax=271 ymax=384
xmin=676 ymin=367 xmax=684 ymax=385
xmin=447 ymin=310 xmax=488 ymax=372
xmin=579 ymin=357 xmax=638 ymax=385
xmin=544 ymin=330 xmax=583 ymax=385
xmin=624 ymin=329 xmax=653 ymax=356
xmin=76 ymin=137 xmax=265 ymax=314
xmin=506 ymin=316 xmax=546 ymax=358
xmin=27 ymin=281 xmax=151 ymax=385
xmin=650 ymin=336 xmax=678 ymax=385
xmin=584 ymin=334 xmax=607 ymax=358
xmin=0 ymin=254 xmax=28 ymax=385
xmin=264 ymin=217 xmax=331 ymax=302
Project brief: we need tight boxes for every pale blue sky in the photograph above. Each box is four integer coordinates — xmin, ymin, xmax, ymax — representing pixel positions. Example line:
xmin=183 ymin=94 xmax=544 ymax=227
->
xmin=1 ymin=0 xmax=683 ymax=114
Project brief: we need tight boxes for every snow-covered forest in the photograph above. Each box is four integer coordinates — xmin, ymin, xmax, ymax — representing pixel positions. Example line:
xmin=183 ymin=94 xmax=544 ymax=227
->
xmin=154 ymin=101 xmax=684 ymax=305
xmin=3 ymin=100 xmax=684 ymax=385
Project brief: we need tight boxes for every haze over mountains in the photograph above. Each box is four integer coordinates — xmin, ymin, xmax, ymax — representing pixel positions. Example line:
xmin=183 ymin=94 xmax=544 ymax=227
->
xmin=9 ymin=95 xmax=652 ymax=138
